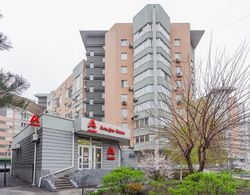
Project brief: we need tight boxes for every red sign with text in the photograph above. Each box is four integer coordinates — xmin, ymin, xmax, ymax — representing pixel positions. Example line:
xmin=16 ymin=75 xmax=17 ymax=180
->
xmin=86 ymin=119 xmax=125 ymax=136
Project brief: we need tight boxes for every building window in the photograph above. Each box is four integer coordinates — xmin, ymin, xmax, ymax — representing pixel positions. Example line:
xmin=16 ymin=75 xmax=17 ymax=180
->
xmin=90 ymin=75 xmax=94 ymax=80
xmin=121 ymin=122 xmax=128 ymax=129
xmin=6 ymin=109 xmax=13 ymax=118
xmin=90 ymin=51 xmax=94 ymax=56
xmin=121 ymin=108 xmax=128 ymax=118
xmin=0 ymin=136 xmax=5 ymax=140
xmin=121 ymin=52 xmax=128 ymax=60
xmin=140 ymin=135 xmax=145 ymax=142
xmin=102 ymin=81 xmax=105 ymax=86
xmin=102 ymin=69 xmax=105 ymax=74
xmin=121 ymin=39 xmax=128 ymax=46
xmin=75 ymin=75 xmax=81 ymax=91
xmin=89 ymin=100 xmax=94 ymax=105
xmin=121 ymin=66 xmax=128 ymax=74
xmin=175 ymin=52 xmax=181 ymax=61
xmin=102 ymin=93 xmax=105 ymax=99
xmin=145 ymin=134 xmax=149 ymax=142
xmin=102 ymin=105 xmax=105 ymax=111
xmin=90 ymin=63 xmax=94 ymax=68
xmin=176 ymin=80 xmax=182 ymax=88
xmin=135 ymin=136 xmax=139 ymax=143
xmin=176 ymin=94 xmax=182 ymax=104
xmin=121 ymin=80 xmax=128 ymax=88
xmin=176 ymin=66 xmax=182 ymax=76
xmin=89 ymin=87 xmax=94 ymax=92
xmin=121 ymin=94 xmax=128 ymax=102
xmin=174 ymin=39 xmax=181 ymax=47
xmin=89 ymin=112 xmax=93 ymax=117
xmin=102 ymin=57 xmax=105 ymax=62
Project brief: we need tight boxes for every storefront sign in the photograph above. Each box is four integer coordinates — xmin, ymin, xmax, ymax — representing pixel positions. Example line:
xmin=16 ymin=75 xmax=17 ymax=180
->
xmin=87 ymin=119 xmax=125 ymax=136
xmin=29 ymin=114 xmax=40 ymax=127
xmin=107 ymin=146 xmax=115 ymax=160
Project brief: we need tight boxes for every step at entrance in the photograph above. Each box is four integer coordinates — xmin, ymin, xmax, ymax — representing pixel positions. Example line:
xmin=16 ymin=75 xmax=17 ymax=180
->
xmin=54 ymin=176 xmax=74 ymax=190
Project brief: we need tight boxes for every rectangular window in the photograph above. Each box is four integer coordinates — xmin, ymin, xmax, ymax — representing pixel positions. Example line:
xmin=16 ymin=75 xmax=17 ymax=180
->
xmin=102 ymin=93 xmax=105 ymax=99
xmin=121 ymin=94 xmax=128 ymax=102
xmin=89 ymin=87 xmax=94 ymax=92
xmin=90 ymin=51 xmax=94 ymax=56
xmin=145 ymin=134 xmax=149 ymax=142
xmin=136 ymin=136 xmax=139 ymax=143
xmin=102 ymin=81 xmax=105 ymax=86
xmin=0 ymin=136 xmax=5 ymax=140
xmin=90 ymin=63 xmax=94 ymax=68
xmin=121 ymin=108 xmax=128 ymax=117
xmin=102 ymin=105 xmax=105 ymax=111
xmin=121 ymin=39 xmax=128 ymax=46
xmin=75 ymin=75 xmax=81 ymax=91
xmin=175 ymin=52 xmax=181 ymax=61
xmin=176 ymin=66 xmax=182 ymax=76
xmin=90 ymin=75 xmax=94 ymax=80
xmin=89 ymin=100 xmax=94 ymax=105
xmin=176 ymin=80 xmax=182 ymax=88
xmin=121 ymin=80 xmax=128 ymax=88
xmin=176 ymin=94 xmax=182 ymax=104
xmin=121 ymin=66 xmax=128 ymax=74
xmin=174 ymin=39 xmax=181 ymax=47
xmin=121 ymin=52 xmax=128 ymax=60
xmin=102 ymin=69 xmax=105 ymax=74
xmin=6 ymin=109 xmax=13 ymax=118
xmin=121 ymin=122 xmax=128 ymax=129
xmin=102 ymin=57 xmax=105 ymax=62
xmin=140 ymin=135 xmax=145 ymax=142
xmin=89 ymin=111 xmax=93 ymax=117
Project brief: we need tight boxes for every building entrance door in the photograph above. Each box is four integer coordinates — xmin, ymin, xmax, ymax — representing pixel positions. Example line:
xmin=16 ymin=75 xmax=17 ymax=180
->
xmin=78 ymin=145 xmax=91 ymax=169
xmin=92 ymin=146 xmax=102 ymax=169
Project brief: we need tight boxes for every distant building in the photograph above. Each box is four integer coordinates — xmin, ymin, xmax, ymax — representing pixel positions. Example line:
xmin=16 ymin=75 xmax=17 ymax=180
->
xmin=0 ymin=107 xmax=31 ymax=161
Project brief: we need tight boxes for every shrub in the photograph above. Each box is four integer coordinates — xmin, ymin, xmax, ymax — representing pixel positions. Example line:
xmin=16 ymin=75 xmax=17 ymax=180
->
xmin=148 ymin=179 xmax=181 ymax=195
xmin=168 ymin=172 xmax=236 ymax=195
xmin=103 ymin=167 xmax=144 ymax=194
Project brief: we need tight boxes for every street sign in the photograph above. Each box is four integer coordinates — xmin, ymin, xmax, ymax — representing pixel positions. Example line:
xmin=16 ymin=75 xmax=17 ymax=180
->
xmin=29 ymin=114 xmax=40 ymax=127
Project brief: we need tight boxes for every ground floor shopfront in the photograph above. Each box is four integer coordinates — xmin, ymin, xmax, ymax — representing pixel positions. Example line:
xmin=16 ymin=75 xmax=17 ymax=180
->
xmin=11 ymin=114 xmax=134 ymax=190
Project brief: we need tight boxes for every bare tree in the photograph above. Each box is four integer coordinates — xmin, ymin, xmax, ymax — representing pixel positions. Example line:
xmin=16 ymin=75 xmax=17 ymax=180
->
xmin=150 ymin=43 xmax=250 ymax=173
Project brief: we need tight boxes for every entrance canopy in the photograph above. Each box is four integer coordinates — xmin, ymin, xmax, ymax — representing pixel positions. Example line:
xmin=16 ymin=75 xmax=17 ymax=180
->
xmin=74 ymin=117 xmax=130 ymax=145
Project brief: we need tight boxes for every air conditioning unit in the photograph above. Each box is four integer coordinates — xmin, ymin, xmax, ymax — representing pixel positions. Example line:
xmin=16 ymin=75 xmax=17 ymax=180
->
xmin=129 ymin=43 xmax=133 ymax=49
xmin=175 ymin=59 xmax=181 ymax=63
xmin=131 ymin=113 xmax=138 ymax=120
xmin=122 ymin=101 xmax=127 ymax=105
xmin=128 ymin=86 xmax=133 ymax=91
xmin=176 ymin=72 xmax=182 ymax=77
xmin=133 ymin=97 xmax=138 ymax=102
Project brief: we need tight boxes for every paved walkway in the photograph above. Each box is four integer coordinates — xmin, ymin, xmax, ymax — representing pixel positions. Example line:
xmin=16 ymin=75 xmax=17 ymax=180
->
xmin=0 ymin=186 xmax=96 ymax=195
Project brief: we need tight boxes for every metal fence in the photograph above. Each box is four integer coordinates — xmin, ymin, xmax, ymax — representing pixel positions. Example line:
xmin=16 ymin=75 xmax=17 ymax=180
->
xmin=0 ymin=161 xmax=33 ymax=187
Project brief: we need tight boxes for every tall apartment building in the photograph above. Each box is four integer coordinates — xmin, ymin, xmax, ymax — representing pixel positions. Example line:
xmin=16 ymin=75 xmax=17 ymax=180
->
xmin=0 ymin=107 xmax=31 ymax=161
xmin=105 ymin=23 xmax=134 ymax=144
xmin=80 ymin=31 xmax=106 ymax=122
xmin=35 ymin=4 xmax=204 ymax=152
xmin=104 ymin=4 xmax=204 ymax=151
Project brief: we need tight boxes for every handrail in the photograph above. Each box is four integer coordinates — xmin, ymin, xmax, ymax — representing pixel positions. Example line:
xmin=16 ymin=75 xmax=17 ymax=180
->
xmin=38 ymin=166 xmax=74 ymax=187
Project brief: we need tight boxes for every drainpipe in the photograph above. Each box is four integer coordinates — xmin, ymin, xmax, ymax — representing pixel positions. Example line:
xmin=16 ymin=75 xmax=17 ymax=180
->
xmin=118 ymin=144 xmax=122 ymax=167
xmin=32 ymin=127 xmax=38 ymax=186
xmin=72 ymin=129 xmax=75 ymax=167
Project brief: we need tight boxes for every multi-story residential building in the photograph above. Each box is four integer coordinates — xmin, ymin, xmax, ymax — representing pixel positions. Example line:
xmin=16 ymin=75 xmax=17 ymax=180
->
xmin=105 ymin=23 xmax=134 ymax=144
xmin=35 ymin=4 xmax=204 ymax=152
xmin=104 ymin=4 xmax=204 ymax=151
xmin=80 ymin=31 xmax=106 ymax=122
xmin=0 ymin=107 xmax=31 ymax=161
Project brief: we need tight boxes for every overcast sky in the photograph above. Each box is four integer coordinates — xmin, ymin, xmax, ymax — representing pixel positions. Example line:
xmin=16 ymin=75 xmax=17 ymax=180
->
xmin=1 ymin=0 xmax=250 ymax=100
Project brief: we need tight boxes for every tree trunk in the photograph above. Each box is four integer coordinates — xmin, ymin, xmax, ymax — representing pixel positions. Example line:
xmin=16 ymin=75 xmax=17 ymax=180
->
xmin=185 ymin=153 xmax=194 ymax=173
xmin=198 ymin=144 xmax=208 ymax=172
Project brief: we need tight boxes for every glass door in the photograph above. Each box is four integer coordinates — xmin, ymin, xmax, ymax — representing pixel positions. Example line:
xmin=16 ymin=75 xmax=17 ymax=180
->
xmin=92 ymin=146 xmax=102 ymax=169
xmin=78 ymin=145 xmax=90 ymax=169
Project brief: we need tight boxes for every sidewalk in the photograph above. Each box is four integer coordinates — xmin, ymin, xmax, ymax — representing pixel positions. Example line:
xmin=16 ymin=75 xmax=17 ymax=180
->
xmin=0 ymin=186 xmax=96 ymax=195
